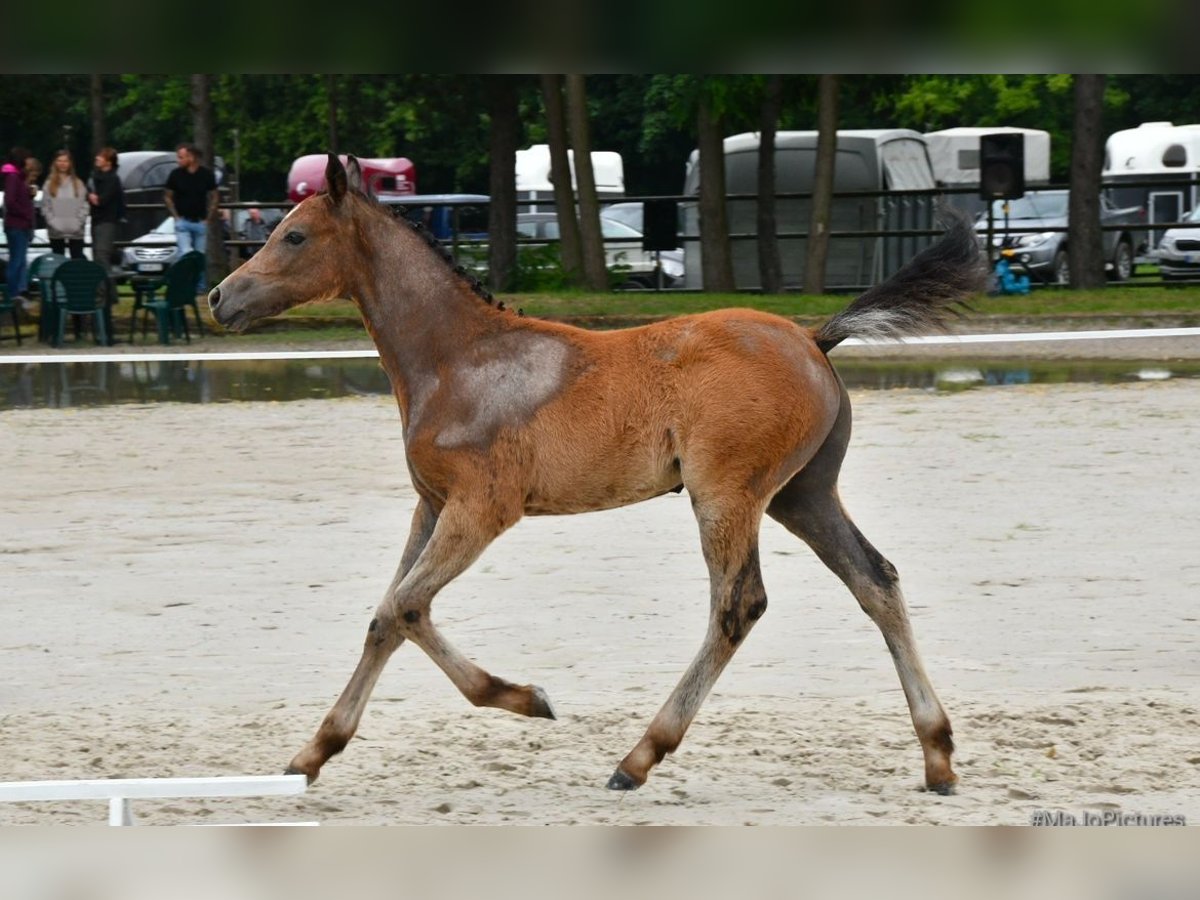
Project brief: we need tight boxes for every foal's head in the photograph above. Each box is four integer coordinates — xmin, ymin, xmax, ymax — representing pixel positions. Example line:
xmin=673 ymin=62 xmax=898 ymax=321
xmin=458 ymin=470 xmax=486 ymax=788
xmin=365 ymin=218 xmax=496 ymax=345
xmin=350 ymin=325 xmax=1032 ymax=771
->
xmin=209 ymin=154 xmax=377 ymax=332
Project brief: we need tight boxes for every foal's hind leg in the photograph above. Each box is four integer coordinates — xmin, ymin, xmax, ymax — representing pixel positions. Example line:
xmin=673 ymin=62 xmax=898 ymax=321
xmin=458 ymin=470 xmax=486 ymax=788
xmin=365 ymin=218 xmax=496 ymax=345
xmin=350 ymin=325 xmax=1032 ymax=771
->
xmin=766 ymin=394 xmax=957 ymax=793
xmin=608 ymin=495 xmax=768 ymax=790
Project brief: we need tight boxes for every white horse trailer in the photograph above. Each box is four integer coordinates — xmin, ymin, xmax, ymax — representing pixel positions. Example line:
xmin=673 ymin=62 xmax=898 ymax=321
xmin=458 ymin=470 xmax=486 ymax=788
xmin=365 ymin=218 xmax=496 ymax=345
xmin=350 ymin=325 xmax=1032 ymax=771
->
xmin=1103 ymin=122 xmax=1200 ymax=250
xmin=682 ymin=129 xmax=938 ymax=290
xmin=925 ymin=127 xmax=1052 ymax=218
xmin=515 ymin=144 xmax=625 ymax=213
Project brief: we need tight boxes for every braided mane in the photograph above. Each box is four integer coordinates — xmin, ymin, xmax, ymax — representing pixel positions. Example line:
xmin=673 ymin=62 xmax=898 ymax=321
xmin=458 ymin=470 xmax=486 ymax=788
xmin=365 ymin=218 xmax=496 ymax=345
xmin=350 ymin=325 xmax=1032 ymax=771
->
xmin=369 ymin=193 xmax=521 ymax=315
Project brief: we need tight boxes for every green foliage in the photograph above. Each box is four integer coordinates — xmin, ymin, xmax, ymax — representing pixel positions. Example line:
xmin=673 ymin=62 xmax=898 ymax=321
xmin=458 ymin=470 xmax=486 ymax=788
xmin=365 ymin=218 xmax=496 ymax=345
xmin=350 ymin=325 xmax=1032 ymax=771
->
xmin=511 ymin=244 xmax=574 ymax=292
xmin=4 ymin=74 xmax=1200 ymax=204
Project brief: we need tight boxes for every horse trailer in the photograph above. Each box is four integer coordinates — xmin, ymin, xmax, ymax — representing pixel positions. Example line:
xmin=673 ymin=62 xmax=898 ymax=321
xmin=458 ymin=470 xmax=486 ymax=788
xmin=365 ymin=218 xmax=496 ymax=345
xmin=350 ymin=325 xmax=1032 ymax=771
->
xmin=681 ymin=129 xmax=939 ymax=291
xmin=925 ymin=127 xmax=1052 ymax=218
xmin=1103 ymin=122 xmax=1200 ymax=250
xmin=516 ymin=144 xmax=625 ymax=213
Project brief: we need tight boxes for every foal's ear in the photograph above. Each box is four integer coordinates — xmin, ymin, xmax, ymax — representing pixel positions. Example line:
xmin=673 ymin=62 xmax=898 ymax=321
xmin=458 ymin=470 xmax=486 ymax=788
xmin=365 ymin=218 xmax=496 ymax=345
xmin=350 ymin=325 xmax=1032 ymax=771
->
xmin=345 ymin=155 xmax=366 ymax=196
xmin=326 ymin=153 xmax=348 ymax=205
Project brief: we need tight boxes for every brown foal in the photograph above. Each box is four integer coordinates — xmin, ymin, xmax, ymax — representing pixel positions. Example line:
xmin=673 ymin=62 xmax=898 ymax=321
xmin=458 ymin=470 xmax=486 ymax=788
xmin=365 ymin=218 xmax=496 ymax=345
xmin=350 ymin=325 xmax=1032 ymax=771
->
xmin=209 ymin=154 xmax=986 ymax=795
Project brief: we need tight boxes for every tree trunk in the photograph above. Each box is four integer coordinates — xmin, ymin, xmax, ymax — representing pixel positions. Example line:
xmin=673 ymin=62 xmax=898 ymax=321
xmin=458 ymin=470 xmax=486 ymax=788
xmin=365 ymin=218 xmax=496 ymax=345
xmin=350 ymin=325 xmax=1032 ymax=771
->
xmin=804 ymin=75 xmax=839 ymax=295
xmin=540 ymin=74 xmax=582 ymax=284
xmin=486 ymin=76 xmax=519 ymax=293
xmin=697 ymin=96 xmax=735 ymax=292
xmin=191 ymin=74 xmax=228 ymax=289
xmin=191 ymin=74 xmax=214 ymax=170
xmin=564 ymin=75 xmax=609 ymax=291
xmin=1068 ymin=74 xmax=1106 ymax=289
xmin=756 ymin=75 xmax=784 ymax=294
xmin=327 ymin=75 xmax=339 ymax=154
xmin=89 ymin=75 xmax=107 ymax=153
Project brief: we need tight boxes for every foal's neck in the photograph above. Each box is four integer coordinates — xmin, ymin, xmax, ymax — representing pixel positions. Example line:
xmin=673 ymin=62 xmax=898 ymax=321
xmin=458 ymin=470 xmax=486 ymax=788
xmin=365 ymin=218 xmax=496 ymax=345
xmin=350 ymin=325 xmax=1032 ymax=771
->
xmin=352 ymin=218 xmax=507 ymax=424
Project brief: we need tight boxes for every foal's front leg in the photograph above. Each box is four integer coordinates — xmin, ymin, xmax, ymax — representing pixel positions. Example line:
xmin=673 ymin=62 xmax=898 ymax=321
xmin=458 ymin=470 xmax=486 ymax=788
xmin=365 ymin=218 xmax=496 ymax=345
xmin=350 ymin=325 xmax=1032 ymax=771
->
xmin=285 ymin=498 xmax=437 ymax=782
xmin=285 ymin=495 xmax=553 ymax=784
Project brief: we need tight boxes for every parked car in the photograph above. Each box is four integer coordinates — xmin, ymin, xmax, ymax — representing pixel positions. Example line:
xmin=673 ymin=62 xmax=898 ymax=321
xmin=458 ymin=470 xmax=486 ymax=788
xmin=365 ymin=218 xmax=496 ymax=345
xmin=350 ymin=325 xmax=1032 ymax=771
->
xmin=121 ymin=207 xmax=284 ymax=275
xmin=1154 ymin=205 xmax=1200 ymax=280
xmin=600 ymin=201 xmax=648 ymax=232
xmin=121 ymin=217 xmax=178 ymax=275
xmin=0 ymin=224 xmax=93 ymax=273
xmin=517 ymin=211 xmax=685 ymax=288
xmin=975 ymin=190 xmax=1146 ymax=284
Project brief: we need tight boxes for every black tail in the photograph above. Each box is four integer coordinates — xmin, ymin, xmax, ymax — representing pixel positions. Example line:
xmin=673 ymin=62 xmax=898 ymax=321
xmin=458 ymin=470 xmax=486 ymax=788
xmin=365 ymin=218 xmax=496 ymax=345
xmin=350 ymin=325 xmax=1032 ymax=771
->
xmin=814 ymin=210 xmax=987 ymax=354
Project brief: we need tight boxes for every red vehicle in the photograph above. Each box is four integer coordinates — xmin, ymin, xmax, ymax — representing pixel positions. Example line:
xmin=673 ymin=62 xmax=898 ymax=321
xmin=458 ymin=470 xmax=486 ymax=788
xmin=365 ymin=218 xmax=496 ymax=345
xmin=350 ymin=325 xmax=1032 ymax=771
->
xmin=287 ymin=154 xmax=415 ymax=203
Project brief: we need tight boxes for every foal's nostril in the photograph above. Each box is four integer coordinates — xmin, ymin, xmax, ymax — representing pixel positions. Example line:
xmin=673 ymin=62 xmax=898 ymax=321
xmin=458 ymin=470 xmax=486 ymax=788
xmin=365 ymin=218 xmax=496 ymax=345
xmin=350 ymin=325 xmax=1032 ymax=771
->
xmin=208 ymin=286 xmax=221 ymax=310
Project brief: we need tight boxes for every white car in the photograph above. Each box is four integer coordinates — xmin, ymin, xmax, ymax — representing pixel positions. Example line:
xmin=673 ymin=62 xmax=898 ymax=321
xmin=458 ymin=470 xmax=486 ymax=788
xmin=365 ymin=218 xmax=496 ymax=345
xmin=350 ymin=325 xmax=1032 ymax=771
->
xmin=517 ymin=212 xmax=684 ymax=288
xmin=122 ymin=208 xmax=284 ymax=275
xmin=1155 ymin=205 xmax=1200 ymax=280
xmin=122 ymin=217 xmax=179 ymax=275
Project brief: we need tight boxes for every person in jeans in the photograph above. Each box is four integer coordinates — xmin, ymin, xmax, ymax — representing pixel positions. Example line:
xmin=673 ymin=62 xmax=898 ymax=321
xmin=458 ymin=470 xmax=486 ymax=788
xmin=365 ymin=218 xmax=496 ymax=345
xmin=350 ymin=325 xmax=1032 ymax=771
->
xmin=2 ymin=146 xmax=36 ymax=306
xmin=41 ymin=149 xmax=89 ymax=259
xmin=164 ymin=143 xmax=217 ymax=290
xmin=87 ymin=147 xmax=124 ymax=273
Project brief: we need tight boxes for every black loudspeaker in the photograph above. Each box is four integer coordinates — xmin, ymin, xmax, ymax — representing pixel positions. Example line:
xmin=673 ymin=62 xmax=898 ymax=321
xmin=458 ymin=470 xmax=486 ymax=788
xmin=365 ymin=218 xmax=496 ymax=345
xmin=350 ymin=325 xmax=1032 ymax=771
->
xmin=642 ymin=199 xmax=678 ymax=252
xmin=979 ymin=133 xmax=1026 ymax=200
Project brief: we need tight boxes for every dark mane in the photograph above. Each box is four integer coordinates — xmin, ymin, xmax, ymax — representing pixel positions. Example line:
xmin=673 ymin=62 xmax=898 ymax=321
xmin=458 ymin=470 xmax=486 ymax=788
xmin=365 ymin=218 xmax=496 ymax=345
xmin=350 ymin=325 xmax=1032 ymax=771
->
xmin=347 ymin=189 xmax=521 ymax=315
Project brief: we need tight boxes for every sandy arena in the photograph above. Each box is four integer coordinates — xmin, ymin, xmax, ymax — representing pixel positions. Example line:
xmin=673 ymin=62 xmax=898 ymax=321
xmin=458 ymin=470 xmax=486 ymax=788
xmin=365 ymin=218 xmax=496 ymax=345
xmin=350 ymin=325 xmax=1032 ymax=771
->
xmin=1 ymin=373 xmax=1198 ymax=824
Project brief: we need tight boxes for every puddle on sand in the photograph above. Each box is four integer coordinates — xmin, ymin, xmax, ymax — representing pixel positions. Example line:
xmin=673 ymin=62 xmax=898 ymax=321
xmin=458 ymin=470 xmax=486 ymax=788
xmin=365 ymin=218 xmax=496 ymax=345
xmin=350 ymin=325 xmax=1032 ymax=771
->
xmin=2 ymin=357 xmax=1199 ymax=410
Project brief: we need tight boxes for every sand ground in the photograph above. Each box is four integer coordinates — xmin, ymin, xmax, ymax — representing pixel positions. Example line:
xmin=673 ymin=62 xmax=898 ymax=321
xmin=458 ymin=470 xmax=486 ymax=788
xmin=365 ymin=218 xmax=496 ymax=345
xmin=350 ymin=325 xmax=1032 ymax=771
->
xmin=1 ymin=373 xmax=1198 ymax=825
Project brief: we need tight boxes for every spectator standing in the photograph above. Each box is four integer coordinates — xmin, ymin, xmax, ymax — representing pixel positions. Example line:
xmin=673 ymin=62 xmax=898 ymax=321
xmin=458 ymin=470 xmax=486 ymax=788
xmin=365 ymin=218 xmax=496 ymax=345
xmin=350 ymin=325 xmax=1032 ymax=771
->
xmin=24 ymin=156 xmax=43 ymax=197
xmin=163 ymin=143 xmax=217 ymax=290
xmin=87 ymin=147 xmax=123 ymax=273
xmin=240 ymin=207 xmax=270 ymax=259
xmin=2 ymin=146 xmax=36 ymax=305
xmin=41 ymin=150 xmax=89 ymax=259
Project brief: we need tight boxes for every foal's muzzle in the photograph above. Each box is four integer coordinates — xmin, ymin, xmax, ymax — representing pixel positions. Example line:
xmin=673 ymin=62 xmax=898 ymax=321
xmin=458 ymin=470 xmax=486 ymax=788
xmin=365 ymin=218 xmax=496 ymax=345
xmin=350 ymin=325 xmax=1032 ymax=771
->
xmin=207 ymin=284 xmax=248 ymax=332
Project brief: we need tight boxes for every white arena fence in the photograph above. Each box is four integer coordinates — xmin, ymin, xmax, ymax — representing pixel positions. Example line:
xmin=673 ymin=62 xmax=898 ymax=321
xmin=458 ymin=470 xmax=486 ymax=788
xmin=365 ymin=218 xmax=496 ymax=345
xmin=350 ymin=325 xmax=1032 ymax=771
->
xmin=0 ymin=774 xmax=311 ymax=826
xmin=2 ymin=327 xmax=1200 ymax=367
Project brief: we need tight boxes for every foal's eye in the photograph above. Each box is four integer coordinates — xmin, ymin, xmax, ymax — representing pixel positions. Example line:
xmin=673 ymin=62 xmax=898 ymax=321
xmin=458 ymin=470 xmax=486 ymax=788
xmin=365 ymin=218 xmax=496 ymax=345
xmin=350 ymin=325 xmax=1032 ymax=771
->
xmin=284 ymin=231 xmax=306 ymax=245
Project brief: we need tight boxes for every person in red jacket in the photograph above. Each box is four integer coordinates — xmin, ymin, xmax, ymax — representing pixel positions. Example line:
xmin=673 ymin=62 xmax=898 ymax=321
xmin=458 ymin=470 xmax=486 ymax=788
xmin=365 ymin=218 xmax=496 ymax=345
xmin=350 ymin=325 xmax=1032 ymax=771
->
xmin=3 ymin=146 xmax=36 ymax=305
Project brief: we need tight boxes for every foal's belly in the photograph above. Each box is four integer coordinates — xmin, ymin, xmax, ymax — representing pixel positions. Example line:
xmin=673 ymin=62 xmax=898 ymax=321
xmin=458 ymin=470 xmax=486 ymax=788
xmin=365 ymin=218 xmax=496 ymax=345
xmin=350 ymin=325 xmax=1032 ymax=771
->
xmin=522 ymin=448 xmax=682 ymax=516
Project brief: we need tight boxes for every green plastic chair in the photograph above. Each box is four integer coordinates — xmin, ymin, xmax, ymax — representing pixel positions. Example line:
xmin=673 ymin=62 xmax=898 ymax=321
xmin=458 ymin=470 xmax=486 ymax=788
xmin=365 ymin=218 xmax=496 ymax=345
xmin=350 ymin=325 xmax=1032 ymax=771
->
xmin=50 ymin=260 xmax=111 ymax=347
xmin=131 ymin=252 xmax=207 ymax=345
xmin=28 ymin=253 xmax=68 ymax=343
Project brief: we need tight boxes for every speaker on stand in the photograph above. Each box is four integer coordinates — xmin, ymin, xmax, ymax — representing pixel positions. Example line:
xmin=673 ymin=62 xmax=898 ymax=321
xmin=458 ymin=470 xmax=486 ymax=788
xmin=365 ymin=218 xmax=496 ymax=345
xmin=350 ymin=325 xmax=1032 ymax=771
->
xmin=642 ymin=200 xmax=678 ymax=289
xmin=980 ymin=133 xmax=1026 ymax=265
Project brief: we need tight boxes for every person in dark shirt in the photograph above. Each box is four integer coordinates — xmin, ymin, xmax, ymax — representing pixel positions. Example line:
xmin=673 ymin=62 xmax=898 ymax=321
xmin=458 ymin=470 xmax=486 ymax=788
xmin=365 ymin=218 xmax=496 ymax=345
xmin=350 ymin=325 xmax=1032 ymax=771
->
xmin=3 ymin=146 xmax=36 ymax=305
xmin=87 ymin=146 xmax=124 ymax=272
xmin=164 ymin=143 xmax=218 ymax=290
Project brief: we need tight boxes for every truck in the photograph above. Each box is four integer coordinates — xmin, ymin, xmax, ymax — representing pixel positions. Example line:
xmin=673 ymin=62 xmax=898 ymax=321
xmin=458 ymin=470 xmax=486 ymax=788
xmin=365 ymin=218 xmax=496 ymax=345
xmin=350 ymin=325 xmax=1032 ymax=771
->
xmin=977 ymin=189 xmax=1147 ymax=283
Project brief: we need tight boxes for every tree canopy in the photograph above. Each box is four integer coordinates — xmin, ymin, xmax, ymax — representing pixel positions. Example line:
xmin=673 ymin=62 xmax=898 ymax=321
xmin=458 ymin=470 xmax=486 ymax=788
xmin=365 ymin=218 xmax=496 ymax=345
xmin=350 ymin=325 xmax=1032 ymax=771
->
xmin=2 ymin=74 xmax=1198 ymax=201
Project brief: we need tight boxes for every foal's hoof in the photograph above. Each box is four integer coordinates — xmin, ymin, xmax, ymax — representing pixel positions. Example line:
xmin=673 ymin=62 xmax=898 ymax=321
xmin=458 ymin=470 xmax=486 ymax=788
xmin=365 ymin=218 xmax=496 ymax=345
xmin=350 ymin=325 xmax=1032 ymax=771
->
xmin=925 ymin=779 xmax=957 ymax=796
xmin=284 ymin=765 xmax=318 ymax=786
xmin=606 ymin=767 xmax=642 ymax=791
xmin=529 ymin=685 xmax=557 ymax=720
